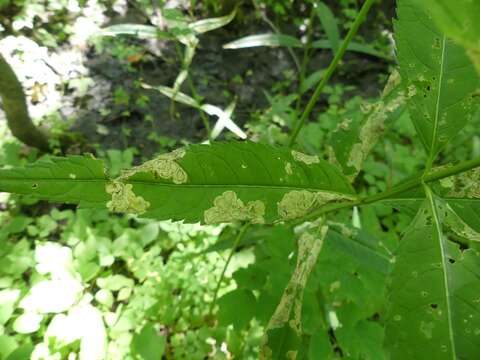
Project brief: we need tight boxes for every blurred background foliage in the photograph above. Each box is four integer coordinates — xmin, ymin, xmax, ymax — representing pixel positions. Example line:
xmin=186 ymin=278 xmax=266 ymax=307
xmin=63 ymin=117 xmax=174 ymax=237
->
xmin=0 ymin=0 xmax=479 ymax=359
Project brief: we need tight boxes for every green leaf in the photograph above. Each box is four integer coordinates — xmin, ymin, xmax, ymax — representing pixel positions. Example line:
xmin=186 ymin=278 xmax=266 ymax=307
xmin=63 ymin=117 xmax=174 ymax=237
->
xmin=189 ymin=8 xmax=237 ymax=34
xmin=131 ymin=323 xmax=166 ymax=360
xmin=0 ymin=155 xmax=109 ymax=207
xmin=315 ymin=2 xmax=340 ymax=54
xmin=328 ymin=70 xmax=407 ymax=179
xmin=218 ymin=289 xmax=256 ymax=330
xmin=98 ymin=24 xmax=170 ymax=39
xmin=0 ymin=336 xmax=18 ymax=359
xmin=223 ymin=33 xmax=303 ymax=49
xmin=261 ymin=225 xmax=327 ymax=359
xmin=385 ymin=189 xmax=480 ymax=359
xmin=413 ymin=0 xmax=480 ymax=74
xmin=326 ymin=228 xmax=393 ymax=275
xmin=0 ymin=142 xmax=355 ymax=224
xmin=223 ymin=34 xmax=389 ymax=59
xmin=0 ymin=289 xmax=20 ymax=325
xmin=5 ymin=344 xmax=34 ymax=360
xmin=394 ymin=0 xmax=480 ymax=162
xmin=12 ymin=312 xmax=43 ymax=334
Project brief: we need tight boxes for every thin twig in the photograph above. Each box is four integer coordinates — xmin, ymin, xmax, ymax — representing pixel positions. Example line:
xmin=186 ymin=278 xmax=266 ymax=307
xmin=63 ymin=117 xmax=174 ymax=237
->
xmin=209 ymin=223 xmax=250 ymax=316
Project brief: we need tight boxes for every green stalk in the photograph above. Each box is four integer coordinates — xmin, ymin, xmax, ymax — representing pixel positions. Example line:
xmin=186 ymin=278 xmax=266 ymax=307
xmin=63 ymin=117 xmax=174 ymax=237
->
xmin=295 ymin=6 xmax=316 ymax=114
xmin=292 ymin=155 xmax=480 ymax=225
xmin=288 ymin=0 xmax=377 ymax=147
xmin=209 ymin=223 xmax=250 ymax=316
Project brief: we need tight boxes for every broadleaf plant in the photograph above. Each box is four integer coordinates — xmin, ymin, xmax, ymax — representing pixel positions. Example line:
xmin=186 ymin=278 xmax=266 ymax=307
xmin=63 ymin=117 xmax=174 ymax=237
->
xmin=1 ymin=0 xmax=480 ymax=358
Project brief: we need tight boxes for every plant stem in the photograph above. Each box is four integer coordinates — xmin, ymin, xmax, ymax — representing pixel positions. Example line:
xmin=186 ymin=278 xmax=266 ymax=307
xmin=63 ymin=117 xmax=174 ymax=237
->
xmin=295 ymin=6 xmax=316 ymax=114
xmin=209 ymin=223 xmax=250 ymax=316
xmin=186 ymin=75 xmax=212 ymax=142
xmin=288 ymin=0 xmax=377 ymax=147
xmin=293 ymin=155 xmax=480 ymax=225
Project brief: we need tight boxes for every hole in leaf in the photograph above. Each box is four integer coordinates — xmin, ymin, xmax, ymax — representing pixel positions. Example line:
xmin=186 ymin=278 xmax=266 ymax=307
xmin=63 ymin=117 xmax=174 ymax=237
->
xmin=430 ymin=303 xmax=438 ymax=309
xmin=31 ymin=183 xmax=38 ymax=189
xmin=448 ymin=258 xmax=455 ymax=264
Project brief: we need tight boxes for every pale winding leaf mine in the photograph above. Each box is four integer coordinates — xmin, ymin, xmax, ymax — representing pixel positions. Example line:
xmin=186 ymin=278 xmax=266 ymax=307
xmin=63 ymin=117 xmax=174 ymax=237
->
xmin=278 ymin=190 xmax=353 ymax=221
xmin=279 ymin=151 xmax=353 ymax=220
xmin=346 ymin=72 xmax=416 ymax=179
xmin=106 ymin=181 xmax=150 ymax=214
xmin=261 ymin=225 xmax=328 ymax=360
xmin=291 ymin=150 xmax=320 ymax=165
xmin=106 ymin=148 xmax=188 ymax=214
xmin=204 ymin=191 xmax=265 ymax=224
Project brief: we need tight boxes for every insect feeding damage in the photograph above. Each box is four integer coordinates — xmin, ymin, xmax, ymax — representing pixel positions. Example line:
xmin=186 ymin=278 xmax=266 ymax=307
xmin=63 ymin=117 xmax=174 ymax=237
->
xmin=105 ymin=148 xmax=187 ymax=215
xmin=204 ymin=191 xmax=265 ymax=224
xmin=277 ymin=190 xmax=353 ymax=220
xmin=346 ymin=73 xmax=416 ymax=178
xmin=291 ymin=150 xmax=320 ymax=165
xmin=119 ymin=148 xmax=187 ymax=184
xmin=260 ymin=225 xmax=328 ymax=360
xmin=439 ymin=167 xmax=480 ymax=199
xmin=106 ymin=181 xmax=150 ymax=214
xmin=285 ymin=162 xmax=293 ymax=175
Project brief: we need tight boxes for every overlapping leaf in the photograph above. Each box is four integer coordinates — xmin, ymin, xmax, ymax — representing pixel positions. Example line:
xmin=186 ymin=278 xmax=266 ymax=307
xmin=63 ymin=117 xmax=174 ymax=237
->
xmin=394 ymin=0 xmax=480 ymax=162
xmin=0 ymin=142 xmax=355 ymax=224
xmin=413 ymin=0 xmax=480 ymax=74
xmin=223 ymin=34 xmax=389 ymax=59
xmin=327 ymin=70 xmax=407 ymax=180
xmin=385 ymin=191 xmax=480 ymax=359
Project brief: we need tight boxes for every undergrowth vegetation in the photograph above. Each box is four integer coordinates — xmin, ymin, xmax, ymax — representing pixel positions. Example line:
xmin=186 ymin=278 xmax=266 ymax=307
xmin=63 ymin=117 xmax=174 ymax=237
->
xmin=0 ymin=0 xmax=479 ymax=359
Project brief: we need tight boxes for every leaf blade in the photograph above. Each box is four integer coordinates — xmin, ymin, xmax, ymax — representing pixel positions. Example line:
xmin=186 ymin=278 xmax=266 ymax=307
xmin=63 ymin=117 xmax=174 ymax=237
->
xmin=394 ymin=0 xmax=480 ymax=162
xmin=0 ymin=142 xmax=355 ymax=224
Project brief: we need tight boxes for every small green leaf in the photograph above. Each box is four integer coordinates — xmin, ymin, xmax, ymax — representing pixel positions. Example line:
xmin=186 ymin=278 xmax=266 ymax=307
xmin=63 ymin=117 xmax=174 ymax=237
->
xmin=5 ymin=344 xmax=34 ymax=360
xmin=316 ymin=2 xmax=340 ymax=54
xmin=224 ymin=33 xmax=303 ymax=49
xmin=12 ymin=312 xmax=43 ymax=334
xmin=98 ymin=24 xmax=170 ymax=39
xmin=131 ymin=323 xmax=166 ymax=360
xmin=189 ymin=8 xmax=237 ymax=34
xmin=218 ymin=289 xmax=256 ymax=330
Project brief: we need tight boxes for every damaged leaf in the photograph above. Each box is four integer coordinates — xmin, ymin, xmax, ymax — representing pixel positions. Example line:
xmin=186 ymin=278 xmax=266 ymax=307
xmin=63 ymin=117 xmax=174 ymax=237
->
xmin=261 ymin=224 xmax=328 ymax=360
xmin=0 ymin=142 xmax=354 ymax=224
xmin=395 ymin=0 xmax=480 ymax=164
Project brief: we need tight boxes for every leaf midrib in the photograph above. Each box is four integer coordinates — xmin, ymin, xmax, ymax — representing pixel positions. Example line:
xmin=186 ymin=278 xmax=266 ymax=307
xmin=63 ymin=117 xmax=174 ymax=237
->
xmin=425 ymin=185 xmax=457 ymax=359
xmin=0 ymin=178 xmax=354 ymax=194
xmin=428 ymin=35 xmax=447 ymax=168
